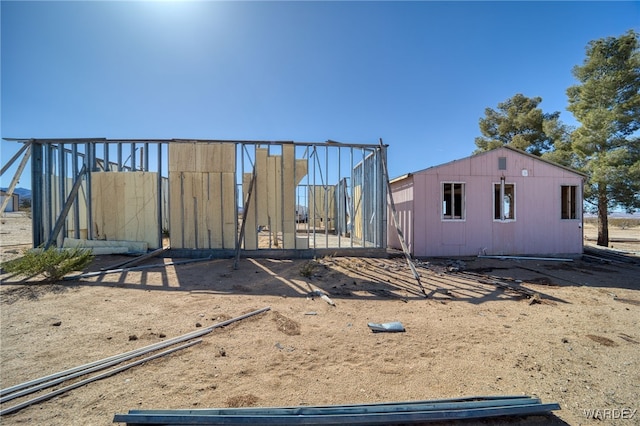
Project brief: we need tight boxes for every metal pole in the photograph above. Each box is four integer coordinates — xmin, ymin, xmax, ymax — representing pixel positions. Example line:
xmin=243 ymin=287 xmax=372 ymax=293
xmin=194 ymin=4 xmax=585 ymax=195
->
xmin=85 ymin=143 xmax=94 ymax=239
xmin=104 ymin=142 xmax=110 ymax=171
xmin=157 ymin=142 xmax=163 ymax=249
xmin=57 ymin=144 xmax=66 ymax=245
xmin=324 ymin=145 xmax=329 ymax=248
xmin=72 ymin=144 xmax=80 ymax=239
xmin=44 ymin=144 xmax=53 ymax=240
xmin=117 ymin=143 xmax=123 ymax=171
xmin=31 ymin=143 xmax=44 ymax=246
xmin=130 ymin=142 xmax=136 ymax=170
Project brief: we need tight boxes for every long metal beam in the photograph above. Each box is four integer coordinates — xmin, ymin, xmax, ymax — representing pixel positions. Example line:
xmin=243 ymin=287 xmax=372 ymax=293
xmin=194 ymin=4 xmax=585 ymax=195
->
xmin=112 ymin=397 xmax=561 ymax=425
xmin=0 ymin=307 xmax=270 ymax=399
xmin=3 ymin=138 xmax=379 ymax=149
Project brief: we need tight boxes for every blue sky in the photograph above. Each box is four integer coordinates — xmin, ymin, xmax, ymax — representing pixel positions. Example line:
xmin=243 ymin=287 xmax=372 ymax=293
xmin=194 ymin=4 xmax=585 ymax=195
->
xmin=1 ymin=1 xmax=639 ymax=188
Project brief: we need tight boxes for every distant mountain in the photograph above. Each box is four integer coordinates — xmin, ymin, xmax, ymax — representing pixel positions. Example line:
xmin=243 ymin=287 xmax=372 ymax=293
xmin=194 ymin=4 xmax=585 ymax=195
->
xmin=0 ymin=187 xmax=31 ymax=200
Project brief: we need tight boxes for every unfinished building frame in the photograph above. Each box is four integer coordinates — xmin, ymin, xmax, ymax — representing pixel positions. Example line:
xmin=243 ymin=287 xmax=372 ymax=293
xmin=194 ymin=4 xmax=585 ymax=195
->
xmin=5 ymin=138 xmax=387 ymax=257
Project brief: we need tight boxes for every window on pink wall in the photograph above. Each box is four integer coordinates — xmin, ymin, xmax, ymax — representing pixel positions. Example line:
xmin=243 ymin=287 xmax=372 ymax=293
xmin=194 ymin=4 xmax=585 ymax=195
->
xmin=561 ymin=185 xmax=578 ymax=219
xmin=494 ymin=183 xmax=515 ymax=221
xmin=442 ymin=182 xmax=465 ymax=220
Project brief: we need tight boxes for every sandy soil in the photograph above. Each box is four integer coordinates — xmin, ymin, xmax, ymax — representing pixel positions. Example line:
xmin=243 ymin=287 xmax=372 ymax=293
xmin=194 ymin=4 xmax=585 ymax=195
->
xmin=1 ymin=212 xmax=639 ymax=426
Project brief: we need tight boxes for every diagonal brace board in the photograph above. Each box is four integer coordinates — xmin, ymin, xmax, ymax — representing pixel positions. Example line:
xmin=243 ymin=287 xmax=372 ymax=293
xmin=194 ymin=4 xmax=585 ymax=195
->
xmin=234 ymin=168 xmax=256 ymax=269
xmin=0 ymin=141 xmax=32 ymax=177
xmin=44 ymin=164 xmax=87 ymax=249
xmin=379 ymin=139 xmax=427 ymax=298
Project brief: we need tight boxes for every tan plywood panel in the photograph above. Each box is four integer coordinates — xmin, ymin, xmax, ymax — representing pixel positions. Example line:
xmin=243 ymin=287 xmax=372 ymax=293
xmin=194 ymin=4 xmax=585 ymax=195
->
xmin=267 ymin=155 xmax=282 ymax=247
xmin=169 ymin=142 xmax=194 ymax=172
xmin=178 ymin=172 xmax=195 ymax=249
xmin=353 ymin=184 xmax=363 ymax=240
xmin=309 ymin=185 xmax=335 ymax=231
xmin=123 ymin=172 xmax=158 ymax=246
xmin=242 ymin=172 xmax=257 ymax=250
xmin=170 ymin=142 xmax=236 ymax=173
xmin=169 ymin=170 xmax=236 ymax=249
xmin=168 ymin=172 xmax=184 ymax=248
xmin=282 ymin=144 xmax=295 ymax=249
xmin=91 ymin=172 xmax=159 ymax=249
xmin=295 ymin=159 xmax=308 ymax=185
xmin=172 ymin=171 xmax=197 ymax=249
xmin=196 ymin=143 xmax=218 ymax=173
xmin=205 ymin=172 xmax=223 ymax=249
xmin=255 ymin=148 xmax=269 ymax=226
xmin=221 ymin=172 xmax=236 ymax=249
xmin=220 ymin=143 xmax=236 ymax=173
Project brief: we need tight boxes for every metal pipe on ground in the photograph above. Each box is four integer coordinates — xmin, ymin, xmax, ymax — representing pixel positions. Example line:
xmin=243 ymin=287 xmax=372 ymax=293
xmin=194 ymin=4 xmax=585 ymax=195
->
xmin=63 ymin=256 xmax=213 ymax=280
xmin=0 ymin=307 xmax=271 ymax=399
xmin=0 ymin=340 xmax=202 ymax=417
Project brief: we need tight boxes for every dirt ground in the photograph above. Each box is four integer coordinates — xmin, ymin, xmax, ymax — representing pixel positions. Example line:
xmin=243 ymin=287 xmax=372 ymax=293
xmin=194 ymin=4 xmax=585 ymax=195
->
xmin=1 ymin=212 xmax=639 ymax=426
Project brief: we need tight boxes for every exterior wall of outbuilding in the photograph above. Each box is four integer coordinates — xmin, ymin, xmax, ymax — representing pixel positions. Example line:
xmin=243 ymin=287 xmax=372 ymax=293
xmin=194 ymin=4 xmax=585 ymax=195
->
xmin=0 ymin=192 xmax=20 ymax=212
xmin=389 ymin=147 xmax=585 ymax=257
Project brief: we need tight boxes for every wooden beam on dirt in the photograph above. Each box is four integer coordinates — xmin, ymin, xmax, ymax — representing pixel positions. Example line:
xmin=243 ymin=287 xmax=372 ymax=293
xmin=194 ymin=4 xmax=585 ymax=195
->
xmin=379 ymin=139 xmax=427 ymax=298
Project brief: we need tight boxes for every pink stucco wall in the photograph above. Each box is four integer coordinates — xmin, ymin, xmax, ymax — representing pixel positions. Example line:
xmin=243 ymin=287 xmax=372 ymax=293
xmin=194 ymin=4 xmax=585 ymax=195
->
xmin=389 ymin=147 xmax=585 ymax=257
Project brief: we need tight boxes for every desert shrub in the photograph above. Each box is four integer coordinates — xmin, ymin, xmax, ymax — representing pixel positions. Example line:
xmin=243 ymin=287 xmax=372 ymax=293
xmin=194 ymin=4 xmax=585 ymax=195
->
xmin=299 ymin=260 xmax=318 ymax=278
xmin=1 ymin=247 xmax=93 ymax=282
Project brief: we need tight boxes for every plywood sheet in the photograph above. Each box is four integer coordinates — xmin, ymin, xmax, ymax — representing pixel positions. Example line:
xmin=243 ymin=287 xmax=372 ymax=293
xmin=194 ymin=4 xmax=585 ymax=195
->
xmin=168 ymin=171 xmax=236 ymax=249
xmin=169 ymin=142 xmax=236 ymax=173
xmin=353 ymin=184 xmax=363 ymax=240
xmin=282 ymin=144 xmax=296 ymax=249
xmin=91 ymin=172 xmax=159 ymax=249
xmin=309 ymin=185 xmax=335 ymax=230
xmin=242 ymin=172 xmax=257 ymax=250
xmin=255 ymin=148 xmax=269 ymax=226
xmin=221 ymin=172 xmax=236 ymax=249
xmin=243 ymin=147 xmax=308 ymax=249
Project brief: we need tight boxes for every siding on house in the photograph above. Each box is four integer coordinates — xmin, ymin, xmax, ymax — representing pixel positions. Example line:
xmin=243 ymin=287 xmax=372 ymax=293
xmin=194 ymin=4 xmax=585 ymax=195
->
xmin=389 ymin=147 xmax=585 ymax=257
